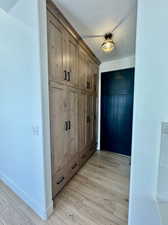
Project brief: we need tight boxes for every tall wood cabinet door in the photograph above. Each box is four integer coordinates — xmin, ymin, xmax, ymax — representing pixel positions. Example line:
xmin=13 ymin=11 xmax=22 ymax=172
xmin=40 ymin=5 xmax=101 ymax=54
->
xmin=63 ymin=29 xmax=70 ymax=82
xmin=67 ymin=87 xmax=78 ymax=160
xmin=79 ymin=48 xmax=86 ymax=90
xmin=78 ymin=91 xmax=87 ymax=152
xmin=86 ymin=94 xmax=93 ymax=147
xmin=68 ymin=36 xmax=78 ymax=88
xmin=49 ymin=82 xmax=68 ymax=174
xmin=86 ymin=59 xmax=94 ymax=91
xmin=92 ymin=95 xmax=97 ymax=146
xmin=47 ymin=12 xmax=65 ymax=84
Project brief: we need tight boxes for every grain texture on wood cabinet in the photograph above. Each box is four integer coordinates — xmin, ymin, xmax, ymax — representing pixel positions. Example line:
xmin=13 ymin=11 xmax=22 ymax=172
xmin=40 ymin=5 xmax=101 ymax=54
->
xmin=67 ymin=87 xmax=78 ymax=161
xmin=47 ymin=13 xmax=64 ymax=83
xmin=49 ymin=82 xmax=69 ymax=174
xmin=78 ymin=91 xmax=87 ymax=152
xmin=79 ymin=47 xmax=87 ymax=90
xmin=68 ymin=36 xmax=78 ymax=87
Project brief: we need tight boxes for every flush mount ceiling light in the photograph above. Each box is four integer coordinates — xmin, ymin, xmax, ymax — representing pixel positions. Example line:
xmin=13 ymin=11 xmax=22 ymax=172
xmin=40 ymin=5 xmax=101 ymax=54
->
xmin=101 ymin=33 xmax=115 ymax=53
xmin=82 ymin=4 xmax=136 ymax=54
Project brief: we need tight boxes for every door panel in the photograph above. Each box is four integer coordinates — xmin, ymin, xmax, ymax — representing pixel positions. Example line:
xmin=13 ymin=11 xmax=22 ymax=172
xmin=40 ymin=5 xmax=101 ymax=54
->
xmin=78 ymin=91 xmax=87 ymax=152
xmin=49 ymin=83 xmax=68 ymax=174
xmin=79 ymin=48 xmax=86 ymax=90
xmin=101 ymin=68 xmax=134 ymax=156
xmin=47 ymin=13 xmax=64 ymax=83
xmin=67 ymin=87 xmax=78 ymax=160
xmin=68 ymin=36 xmax=78 ymax=87
xmin=86 ymin=94 xmax=93 ymax=147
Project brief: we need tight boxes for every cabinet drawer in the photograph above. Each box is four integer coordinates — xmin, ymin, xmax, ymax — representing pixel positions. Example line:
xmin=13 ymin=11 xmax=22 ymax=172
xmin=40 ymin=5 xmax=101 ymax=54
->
xmin=52 ymin=168 xmax=68 ymax=198
xmin=68 ymin=156 xmax=79 ymax=180
xmin=88 ymin=145 xmax=96 ymax=157
xmin=79 ymin=149 xmax=89 ymax=167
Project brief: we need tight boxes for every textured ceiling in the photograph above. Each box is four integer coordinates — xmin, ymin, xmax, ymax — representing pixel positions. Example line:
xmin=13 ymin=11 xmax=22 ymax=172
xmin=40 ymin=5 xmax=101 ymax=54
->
xmin=52 ymin=0 xmax=137 ymax=63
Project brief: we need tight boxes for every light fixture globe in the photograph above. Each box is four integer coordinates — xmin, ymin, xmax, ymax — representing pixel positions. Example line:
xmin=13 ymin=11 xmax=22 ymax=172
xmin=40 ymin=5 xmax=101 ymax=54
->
xmin=101 ymin=33 xmax=115 ymax=53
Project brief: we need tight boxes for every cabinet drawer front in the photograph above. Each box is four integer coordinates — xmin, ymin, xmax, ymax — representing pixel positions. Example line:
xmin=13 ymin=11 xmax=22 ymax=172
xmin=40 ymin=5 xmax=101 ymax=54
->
xmin=52 ymin=169 xmax=68 ymax=197
xmin=68 ymin=157 xmax=79 ymax=180
xmin=79 ymin=150 xmax=89 ymax=167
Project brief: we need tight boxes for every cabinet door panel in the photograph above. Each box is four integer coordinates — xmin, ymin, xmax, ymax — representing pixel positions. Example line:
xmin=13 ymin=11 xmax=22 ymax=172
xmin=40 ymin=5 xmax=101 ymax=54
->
xmin=78 ymin=91 xmax=87 ymax=152
xmin=69 ymin=36 xmax=78 ymax=87
xmin=86 ymin=94 xmax=92 ymax=147
xmin=79 ymin=48 xmax=86 ymax=90
xmin=49 ymin=83 xmax=68 ymax=174
xmin=47 ymin=13 xmax=64 ymax=83
xmin=67 ymin=87 xmax=78 ymax=160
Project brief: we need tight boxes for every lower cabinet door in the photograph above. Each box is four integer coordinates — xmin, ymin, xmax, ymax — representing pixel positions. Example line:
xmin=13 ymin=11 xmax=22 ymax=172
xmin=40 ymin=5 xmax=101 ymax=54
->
xmin=67 ymin=87 xmax=78 ymax=160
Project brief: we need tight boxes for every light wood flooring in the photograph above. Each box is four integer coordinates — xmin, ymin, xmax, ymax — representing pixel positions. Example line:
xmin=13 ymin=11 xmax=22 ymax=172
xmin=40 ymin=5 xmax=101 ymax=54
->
xmin=0 ymin=151 xmax=130 ymax=225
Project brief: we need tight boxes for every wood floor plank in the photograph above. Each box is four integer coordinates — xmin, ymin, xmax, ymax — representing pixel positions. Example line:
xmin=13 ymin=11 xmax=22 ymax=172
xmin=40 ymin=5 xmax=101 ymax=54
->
xmin=0 ymin=151 xmax=130 ymax=225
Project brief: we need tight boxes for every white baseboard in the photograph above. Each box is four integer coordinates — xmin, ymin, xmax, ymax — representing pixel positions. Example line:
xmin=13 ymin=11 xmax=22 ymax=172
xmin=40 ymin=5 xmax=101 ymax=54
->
xmin=0 ymin=171 xmax=53 ymax=220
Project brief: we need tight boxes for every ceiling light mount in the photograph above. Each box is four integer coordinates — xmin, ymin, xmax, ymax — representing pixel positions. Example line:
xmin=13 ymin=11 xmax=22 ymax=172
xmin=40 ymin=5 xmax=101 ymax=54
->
xmin=101 ymin=32 xmax=115 ymax=53
xmin=104 ymin=32 xmax=113 ymax=40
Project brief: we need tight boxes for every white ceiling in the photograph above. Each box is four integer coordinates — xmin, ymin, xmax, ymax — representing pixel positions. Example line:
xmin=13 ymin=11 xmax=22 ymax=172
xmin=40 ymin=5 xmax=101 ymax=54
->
xmin=53 ymin=0 xmax=137 ymax=63
xmin=0 ymin=0 xmax=18 ymax=11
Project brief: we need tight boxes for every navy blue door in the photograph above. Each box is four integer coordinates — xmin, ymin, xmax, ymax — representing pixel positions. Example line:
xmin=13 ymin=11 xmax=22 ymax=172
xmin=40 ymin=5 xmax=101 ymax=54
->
xmin=101 ymin=68 xmax=134 ymax=156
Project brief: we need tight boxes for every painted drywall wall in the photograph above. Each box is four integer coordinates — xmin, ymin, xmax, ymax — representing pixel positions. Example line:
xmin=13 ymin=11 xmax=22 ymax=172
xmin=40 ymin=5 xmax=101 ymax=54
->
xmin=0 ymin=0 xmax=53 ymax=219
xmin=129 ymin=0 xmax=168 ymax=224
xmin=97 ymin=56 xmax=135 ymax=150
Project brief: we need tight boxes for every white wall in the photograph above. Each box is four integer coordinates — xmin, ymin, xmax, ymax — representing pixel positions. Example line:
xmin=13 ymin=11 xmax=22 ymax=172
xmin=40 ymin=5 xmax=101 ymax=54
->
xmin=98 ymin=56 xmax=135 ymax=149
xmin=0 ymin=0 xmax=53 ymax=219
xmin=129 ymin=0 xmax=168 ymax=224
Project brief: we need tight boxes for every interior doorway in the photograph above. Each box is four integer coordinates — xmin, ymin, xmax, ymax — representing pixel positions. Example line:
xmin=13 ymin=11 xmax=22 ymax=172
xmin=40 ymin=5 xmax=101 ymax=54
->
xmin=100 ymin=68 xmax=134 ymax=156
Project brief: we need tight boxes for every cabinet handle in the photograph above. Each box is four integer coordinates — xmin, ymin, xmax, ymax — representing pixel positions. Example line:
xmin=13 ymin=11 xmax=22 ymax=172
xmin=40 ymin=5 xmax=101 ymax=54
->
xmin=65 ymin=121 xmax=68 ymax=131
xmin=67 ymin=72 xmax=71 ymax=81
xmin=68 ymin=121 xmax=71 ymax=130
xmin=72 ymin=163 xmax=77 ymax=170
xmin=87 ymin=116 xmax=90 ymax=123
xmin=64 ymin=70 xmax=67 ymax=80
xmin=87 ymin=81 xmax=90 ymax=89
xmin=57 ymin=176 xmax=65 ymax=185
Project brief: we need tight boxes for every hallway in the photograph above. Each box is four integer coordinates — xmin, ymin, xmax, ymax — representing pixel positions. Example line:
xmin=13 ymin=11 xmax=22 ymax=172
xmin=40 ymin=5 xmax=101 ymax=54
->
xmin=0 ymin=151 xmax=130 ymax=225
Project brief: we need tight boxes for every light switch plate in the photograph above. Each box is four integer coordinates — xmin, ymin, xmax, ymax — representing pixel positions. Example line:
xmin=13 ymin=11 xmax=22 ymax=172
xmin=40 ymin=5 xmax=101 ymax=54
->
xmin=161 ymin=122 xmax=168 ymax=134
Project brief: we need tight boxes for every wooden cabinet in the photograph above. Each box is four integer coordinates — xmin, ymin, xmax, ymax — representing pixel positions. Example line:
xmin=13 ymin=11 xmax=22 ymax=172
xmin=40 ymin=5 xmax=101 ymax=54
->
xmin=48 ymin=11 xmax=78 ymax=88
xmin=47 ymin=2 xmax=99 ymax=198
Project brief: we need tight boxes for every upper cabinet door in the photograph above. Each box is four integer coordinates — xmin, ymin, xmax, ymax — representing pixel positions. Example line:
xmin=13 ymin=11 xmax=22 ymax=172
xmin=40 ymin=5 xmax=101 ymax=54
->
xmin=79 ymin=48 xmax=87 ymax=90
xmin=68 ymin=36 xmax=78 ymax=88
xmin=47 ymin=12 xmax=65 ymax=84
xmin=86 ymin=59 xmax=94 ymax=92
xmin=49 ymin=82 xmax=69 ymax=174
